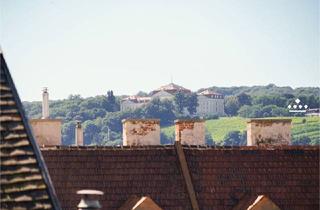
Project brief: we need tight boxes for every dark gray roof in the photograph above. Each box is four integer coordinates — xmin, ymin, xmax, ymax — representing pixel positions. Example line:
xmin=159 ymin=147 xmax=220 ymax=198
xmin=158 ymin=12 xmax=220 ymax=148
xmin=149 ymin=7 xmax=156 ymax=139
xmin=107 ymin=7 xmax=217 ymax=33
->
xmin=0 ymin=52 xmax=61 ymax=209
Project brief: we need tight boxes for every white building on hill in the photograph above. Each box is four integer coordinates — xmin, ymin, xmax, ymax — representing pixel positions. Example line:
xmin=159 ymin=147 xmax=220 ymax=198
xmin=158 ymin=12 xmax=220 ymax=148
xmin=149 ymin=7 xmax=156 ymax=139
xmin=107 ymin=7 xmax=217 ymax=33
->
xmin=120 ymin=83 xmax=225 ymax=116
xmin=120 ymin=96 xmax=151 ymax=111
xmin=151 ymin=83 xmax=191 ymax=100
xmin=196 ymin=90 xmax=225 ymax=116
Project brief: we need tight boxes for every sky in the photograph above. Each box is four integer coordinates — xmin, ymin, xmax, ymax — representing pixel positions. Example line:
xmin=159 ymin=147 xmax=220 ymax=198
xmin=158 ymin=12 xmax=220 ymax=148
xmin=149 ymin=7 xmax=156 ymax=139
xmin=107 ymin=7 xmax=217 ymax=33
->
xmin=1 ymin=0 xmax=319 ymax=101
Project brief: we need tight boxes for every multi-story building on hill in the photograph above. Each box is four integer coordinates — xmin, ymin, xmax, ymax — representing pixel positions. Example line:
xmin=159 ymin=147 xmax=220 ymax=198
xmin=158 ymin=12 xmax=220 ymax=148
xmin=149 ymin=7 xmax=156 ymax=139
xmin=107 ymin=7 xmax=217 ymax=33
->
xmin=120 ymin=96 xmax=151 ymax=112
xmin=120 ymin=83 xmax=225 ymax=116
xmin=197 ymin=89 xmax=225 ymax=116
xmin=150 ymin=83 xmax=191 ymax=100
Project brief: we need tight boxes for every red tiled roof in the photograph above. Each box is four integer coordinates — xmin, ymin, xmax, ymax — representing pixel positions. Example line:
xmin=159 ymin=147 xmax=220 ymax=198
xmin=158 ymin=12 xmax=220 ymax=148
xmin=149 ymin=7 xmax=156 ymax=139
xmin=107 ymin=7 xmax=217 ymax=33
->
xmin=151 ymin=83 xmax=191 ymax=95
xmin=41 ymin=145 xmax=319 ymax=210
xmin=41 ymin=146 xmax=191 ymax=210
xmin=198 ymin=90 xmax=224 ymax=99
xmin=184 ymin=146 xmax=319 ymax=210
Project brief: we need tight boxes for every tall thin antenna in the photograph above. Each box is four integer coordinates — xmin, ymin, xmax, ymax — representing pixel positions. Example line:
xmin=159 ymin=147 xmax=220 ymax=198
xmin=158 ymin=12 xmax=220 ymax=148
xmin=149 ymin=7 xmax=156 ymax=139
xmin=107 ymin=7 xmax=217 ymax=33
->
xmin=170 ymin=75 xmax=173 ymax=84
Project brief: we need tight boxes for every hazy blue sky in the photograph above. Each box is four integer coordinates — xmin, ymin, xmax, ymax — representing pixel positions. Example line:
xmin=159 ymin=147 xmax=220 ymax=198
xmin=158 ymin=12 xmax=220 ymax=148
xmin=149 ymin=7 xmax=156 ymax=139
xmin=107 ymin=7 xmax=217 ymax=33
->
xmin=1 ymin=0 xmax=319 ymax=101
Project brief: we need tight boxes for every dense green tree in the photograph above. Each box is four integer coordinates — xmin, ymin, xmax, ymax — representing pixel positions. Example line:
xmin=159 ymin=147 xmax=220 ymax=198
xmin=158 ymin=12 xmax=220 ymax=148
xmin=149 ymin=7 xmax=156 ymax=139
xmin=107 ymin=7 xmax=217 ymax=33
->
xmin=106 ymin=90 xmax=118 ymax=111
xmin=236 ymin=93 xmax=252 ymax=106
xmin=136 ymin=91 xmax=149 ymax=97
xmin=23 ymin=101 xmax=42 ymax=119
xmin=61 ymin=120 xmax=77 ymax=145
xmin=292 ymin=136 xmax=311 ymax=145
xmin=22 ymin=85 xmax=319 ymax=146
xmin=205 ymin=130 xmax=215 ymax=146
xmin=186 ymin=93 xmax=199 ymax=115
xmin=253 ymin=95 xmax=287 ymax=107
xmin=83 ymin=120 xmax=101 ymax=145
xmin=161 ymin=132 xmax=174 ymax=145
xmin=174 ymin=91 xmax=187 ymax=114
xmin=224 ymin=96 xmax=240 ymax=116
xmin=306 ymin=95 xmax=320 ymax=108
xmin=144 ymin=98 xmax=176 ymax=125
xmin=238 ymin=104 xmax=263 ymax=118
xmin=223 ymin=131 xmax=246 ymax=146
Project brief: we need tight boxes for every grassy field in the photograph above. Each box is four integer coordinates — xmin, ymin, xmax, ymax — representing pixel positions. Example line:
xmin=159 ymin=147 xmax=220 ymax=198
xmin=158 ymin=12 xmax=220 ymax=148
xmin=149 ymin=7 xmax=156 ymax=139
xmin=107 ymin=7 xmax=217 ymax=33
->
xmin=161 ymin=116 xmax=320 ymax=145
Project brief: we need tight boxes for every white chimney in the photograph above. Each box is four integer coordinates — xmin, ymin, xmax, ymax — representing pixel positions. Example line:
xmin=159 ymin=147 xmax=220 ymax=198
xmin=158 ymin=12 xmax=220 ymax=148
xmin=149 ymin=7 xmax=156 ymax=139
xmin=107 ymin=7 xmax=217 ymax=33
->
xmin=175 ymin=119 xmax=205 ymax=145
xmin=75 ymin=121 xmax=84 ymax=146
xmin=247 ymin=119 xmax=292 ymax=146
xmin=122 ymin=119 xmax=160 ymax=146
xmin=42 ymin=87 xmax=49 ymax=119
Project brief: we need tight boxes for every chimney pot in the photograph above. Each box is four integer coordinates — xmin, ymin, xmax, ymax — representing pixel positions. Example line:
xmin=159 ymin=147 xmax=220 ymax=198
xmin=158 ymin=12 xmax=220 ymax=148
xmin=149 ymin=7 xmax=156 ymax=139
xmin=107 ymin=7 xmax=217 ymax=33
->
xmin=175 ymin=119 xmax=205 ymax=145
xmin=77 ymin=189 xmax=103 ymax=210
xmin=42 ymin=87 xmax=49 ymax=119
xmin=75 ymin=121 xmax=84 ymax=146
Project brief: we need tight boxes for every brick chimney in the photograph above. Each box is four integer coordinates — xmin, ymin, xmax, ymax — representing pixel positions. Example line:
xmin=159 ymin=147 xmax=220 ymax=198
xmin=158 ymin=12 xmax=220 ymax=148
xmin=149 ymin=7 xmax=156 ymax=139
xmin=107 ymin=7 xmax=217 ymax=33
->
xmin=247 ymin=119 xmax=292 ymax=146
xmin=75 ymin=121 xmax=84 ymax=146
xmin=77 ymin=189 xmax=104 ymax=210
xmin=175 ymin=119 xmax=205 ymax=145
xmin=42 ymin=87 xmax=49 ymax=119
xmin=122 ymin=119 xmax=160 ymax=146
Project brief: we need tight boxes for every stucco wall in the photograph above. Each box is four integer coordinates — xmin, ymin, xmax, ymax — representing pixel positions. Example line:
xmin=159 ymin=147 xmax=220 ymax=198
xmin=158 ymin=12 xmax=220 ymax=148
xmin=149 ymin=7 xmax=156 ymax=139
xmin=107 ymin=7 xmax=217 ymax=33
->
xmin=120 ymin=100 xmax=148 ymax=112
xmin=196 ymin=95 xmax=224 ymax=116
xmin=30 ymin=119 xmax=62 ymax=145
xmin=175 ymin=120 xmax=205 ymax=145
xmin=247 ymin=119 xmax=292 ymax=146
xmin=122 ymin=119 xmax=160 ymax=146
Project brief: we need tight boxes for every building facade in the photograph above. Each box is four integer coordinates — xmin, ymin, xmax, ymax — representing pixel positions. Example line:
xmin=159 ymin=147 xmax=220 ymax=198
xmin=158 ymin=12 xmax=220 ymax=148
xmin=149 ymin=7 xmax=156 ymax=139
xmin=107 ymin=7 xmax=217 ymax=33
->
xmin=196 ymin=90 xmax=225 ymax=116
xmin=120 ymin=96 xmax=151 ymax=111
xmin=120 ymin=83 xmax=225 ymax=116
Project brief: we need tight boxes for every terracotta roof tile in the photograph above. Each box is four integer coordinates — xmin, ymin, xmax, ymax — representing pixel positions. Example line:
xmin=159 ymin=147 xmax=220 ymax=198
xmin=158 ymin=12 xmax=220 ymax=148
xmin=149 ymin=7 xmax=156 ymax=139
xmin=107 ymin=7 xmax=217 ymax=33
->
xmin=42 ymin=146 xmax=191 ymax=210
xmin=40 ymin=145 xmax=319 ymax=210
xmin=0 ymin=53 xmax=61 ymax=210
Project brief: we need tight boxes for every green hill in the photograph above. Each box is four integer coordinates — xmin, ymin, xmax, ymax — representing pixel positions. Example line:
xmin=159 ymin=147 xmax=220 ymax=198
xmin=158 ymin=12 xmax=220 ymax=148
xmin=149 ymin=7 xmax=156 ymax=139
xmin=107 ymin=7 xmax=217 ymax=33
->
xmin=161 ymin=116 xmax=320 ymax=145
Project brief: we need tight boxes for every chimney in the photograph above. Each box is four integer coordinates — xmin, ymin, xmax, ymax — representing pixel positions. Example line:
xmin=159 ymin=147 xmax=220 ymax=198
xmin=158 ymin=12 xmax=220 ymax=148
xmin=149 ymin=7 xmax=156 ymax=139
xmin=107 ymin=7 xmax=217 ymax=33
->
xmin=77 ymin=189 xmax=104 ymax=210
xmin=122 ymin=119 xmax=160 ymax=146
xmin=42 ymin=87 xmax=49 ymax=119
xmin=175 ymin=119 xmax=205 ymax=145
xmin=247 ymin=119 xmax=292 ymax=146
xmin=75 ymin=121 xmax=84 ymax=146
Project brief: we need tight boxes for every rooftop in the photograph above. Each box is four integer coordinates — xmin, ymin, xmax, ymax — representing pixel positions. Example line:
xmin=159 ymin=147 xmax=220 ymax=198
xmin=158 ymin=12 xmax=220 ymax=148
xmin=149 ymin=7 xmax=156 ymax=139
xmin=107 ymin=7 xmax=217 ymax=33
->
xmin=0 ymin=53 xmax=61 ymax=210
xmin=41 ymin=145 xmax=319 ymax=210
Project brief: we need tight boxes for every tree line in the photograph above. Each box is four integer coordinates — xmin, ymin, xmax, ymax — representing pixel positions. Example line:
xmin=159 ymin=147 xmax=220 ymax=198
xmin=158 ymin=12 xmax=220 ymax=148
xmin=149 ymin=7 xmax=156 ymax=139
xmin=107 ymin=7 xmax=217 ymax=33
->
xmin=23 ymin=85 xmax=319 ymax=146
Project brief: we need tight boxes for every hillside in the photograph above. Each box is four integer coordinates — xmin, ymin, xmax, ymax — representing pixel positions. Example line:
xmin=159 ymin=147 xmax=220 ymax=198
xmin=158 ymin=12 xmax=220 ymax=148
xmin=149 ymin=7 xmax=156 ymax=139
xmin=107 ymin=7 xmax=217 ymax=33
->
xmin=23 ymin=84 xmax=319 ymax=146
xmin=198 ymin=84 xmax=320 ymax=97
xmin=161 ymin=116 xmax=320 ymax=145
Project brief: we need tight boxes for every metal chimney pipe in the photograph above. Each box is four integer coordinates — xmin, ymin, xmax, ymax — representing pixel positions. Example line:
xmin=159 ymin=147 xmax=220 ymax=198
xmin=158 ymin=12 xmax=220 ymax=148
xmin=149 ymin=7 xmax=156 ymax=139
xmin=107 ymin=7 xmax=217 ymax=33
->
xmin=75 ymin=121 xmax=84 ymax=146
xmin=42 ymin=87 xmax=49 ymax=119
xmin=77 ymin=189 xmax=104 ymax=210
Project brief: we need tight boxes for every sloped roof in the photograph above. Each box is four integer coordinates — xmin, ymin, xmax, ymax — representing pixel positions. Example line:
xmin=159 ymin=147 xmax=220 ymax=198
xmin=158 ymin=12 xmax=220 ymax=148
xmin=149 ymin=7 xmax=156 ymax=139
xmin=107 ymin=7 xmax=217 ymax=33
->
xmin=0 ymin=53 xmax=61 ymax=209
xmin=184 ymin=146 xmax=319 ymax=210
xmin=41 ymin=145 xmax=319 ymax=210
xmin=151 ymin=83 xmax=191 ymax=95
xmin=118 ymin=195 xmax=163 ymax=210
xmin=198 ymin=89 xmax=224 ymax=99
xmin=199 ymin=89 xmax=223 ymax=96
xmin=232 ymin=195 xmax=281 ymax=210
xmin=41 ymin=146 xmax=191 ymax=210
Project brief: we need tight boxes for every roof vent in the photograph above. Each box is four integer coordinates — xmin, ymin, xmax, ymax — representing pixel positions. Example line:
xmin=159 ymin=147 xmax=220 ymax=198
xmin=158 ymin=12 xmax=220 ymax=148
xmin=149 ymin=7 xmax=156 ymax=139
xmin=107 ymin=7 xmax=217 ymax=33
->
xmin=77 ymin=189 xmax=104 ymax=210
